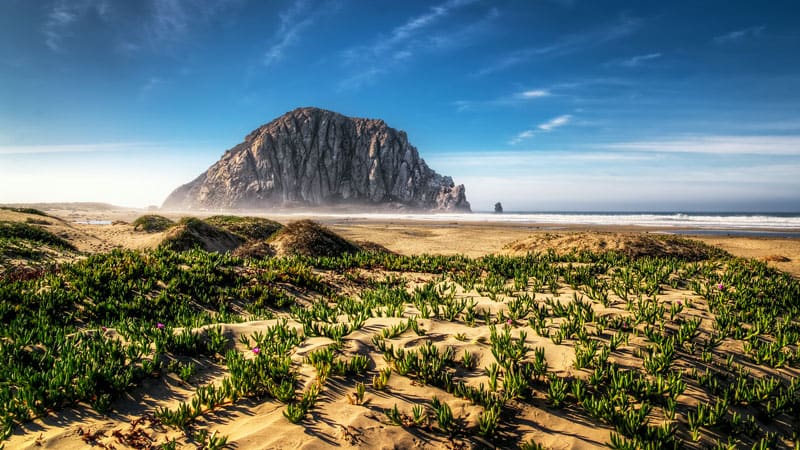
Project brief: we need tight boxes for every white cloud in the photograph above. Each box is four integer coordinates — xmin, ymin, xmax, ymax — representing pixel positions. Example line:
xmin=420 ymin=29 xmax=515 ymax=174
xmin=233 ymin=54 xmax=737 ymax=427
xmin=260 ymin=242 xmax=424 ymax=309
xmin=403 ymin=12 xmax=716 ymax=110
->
xmin=604 ymin=135 xmax=800 ymax=155
xmin=538 ymin=114 xmax=572 ymax=131
xmin=509 ymin=130 xmax=535 ymax=145
xmin=518 ymin=89 xmax=550 ymax=99
xmin=714 ymin=25 xmax=765 ymax=44
xmin=619 ymin=52 xmax=661 ymax=68
xmin=509 ymin=115 xmax=572 ymax=144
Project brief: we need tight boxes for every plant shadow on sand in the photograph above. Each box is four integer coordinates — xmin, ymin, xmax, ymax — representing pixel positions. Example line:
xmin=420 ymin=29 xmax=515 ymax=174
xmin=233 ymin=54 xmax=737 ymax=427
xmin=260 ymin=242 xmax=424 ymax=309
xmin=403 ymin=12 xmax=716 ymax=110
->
xmin=1 ymin=214 xmax=799 ymax=448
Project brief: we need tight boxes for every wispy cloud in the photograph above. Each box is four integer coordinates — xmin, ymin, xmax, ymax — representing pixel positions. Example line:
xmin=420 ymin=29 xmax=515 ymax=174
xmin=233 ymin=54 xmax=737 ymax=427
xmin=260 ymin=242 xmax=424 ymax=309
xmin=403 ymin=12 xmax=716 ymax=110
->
xmin=475 ymin=16 xmax=641 ymax=76
xmin=43 ymin=0 xmax=110 ymax=51
xmin=619 ymin=52 xmax=661 ymax=67
xmin=714 ymin=25 xmax=765 ymax=44
xmin=509 ymin=130 xmax=535 ymax=145
xmin=262 ymin=0 xmax=328 ymax=67
xmin=42 ymin=0 xmax=242 ymax=53
xmin=603 ymin=135 xmax=800 ymax=155
xmin=338 ymin=68 xmax=383 ymax=91
xmin=338 ymin=0 xmax=492 ymax=90
xmin=349 ymin=0 xmax=477 ymax=60
xmin=452 ymin=87 xmax=552 ymax=112
xmin=149 ymin=0 xmax=189 ymax=43
xmin=510 ymin=114 xmax=572 ymax=144
xmin=145 ymin=0 xmax=243 ymax=46
xmin=138 ymin=76 xmax=165 ymax=100
xmin=428 ymin=150 xmax=660 ymax=168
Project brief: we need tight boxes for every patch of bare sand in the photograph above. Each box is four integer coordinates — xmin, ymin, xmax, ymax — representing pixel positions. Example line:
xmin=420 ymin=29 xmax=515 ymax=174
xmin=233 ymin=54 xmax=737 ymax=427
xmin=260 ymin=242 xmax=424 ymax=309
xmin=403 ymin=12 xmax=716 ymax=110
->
xmin=328 ymin=223 xmax=539 ymax=258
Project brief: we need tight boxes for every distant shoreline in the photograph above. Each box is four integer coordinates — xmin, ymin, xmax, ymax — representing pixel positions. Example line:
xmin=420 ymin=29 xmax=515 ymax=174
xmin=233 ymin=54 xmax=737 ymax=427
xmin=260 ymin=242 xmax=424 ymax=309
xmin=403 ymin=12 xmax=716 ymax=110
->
xmin=4 ymin=202 xmax=800 ymax=233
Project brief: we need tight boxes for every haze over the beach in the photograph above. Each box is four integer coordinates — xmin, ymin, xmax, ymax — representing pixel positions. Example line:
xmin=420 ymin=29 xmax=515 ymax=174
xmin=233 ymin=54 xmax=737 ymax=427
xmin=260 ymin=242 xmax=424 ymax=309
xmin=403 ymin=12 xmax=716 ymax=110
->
xmin=1 ymin=0 xmax=799 ymax=212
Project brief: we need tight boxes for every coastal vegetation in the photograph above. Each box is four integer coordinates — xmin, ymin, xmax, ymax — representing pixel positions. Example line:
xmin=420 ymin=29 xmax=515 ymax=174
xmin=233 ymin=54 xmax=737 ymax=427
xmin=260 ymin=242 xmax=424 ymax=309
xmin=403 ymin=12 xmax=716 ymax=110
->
xmin=1 ymin=219 xmax=799 ymax=448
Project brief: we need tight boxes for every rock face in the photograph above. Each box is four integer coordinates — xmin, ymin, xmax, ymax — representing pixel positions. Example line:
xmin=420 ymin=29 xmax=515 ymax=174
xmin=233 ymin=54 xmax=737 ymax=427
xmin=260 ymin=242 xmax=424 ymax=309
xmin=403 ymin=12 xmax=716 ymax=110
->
xmin=163 ymin=107 xmax=471 ymax=212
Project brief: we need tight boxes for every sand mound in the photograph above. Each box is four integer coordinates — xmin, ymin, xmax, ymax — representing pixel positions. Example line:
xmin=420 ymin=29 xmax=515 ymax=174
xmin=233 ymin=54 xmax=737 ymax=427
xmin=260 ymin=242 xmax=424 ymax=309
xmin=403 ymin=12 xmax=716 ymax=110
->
xmin=267 ymin=220 xmax=361 ymax=257
xmin=132 ymin=214 xmax=174 ymax=232
xmin=204 ymin=215 xmax=283 ymax=240
xmin=504 ymin=231 xmax=725 ymax=260
xmin=0 ymin=219 xmax=79 ymax=278
xmin=159 ymin=218 xmax=244 ymax=253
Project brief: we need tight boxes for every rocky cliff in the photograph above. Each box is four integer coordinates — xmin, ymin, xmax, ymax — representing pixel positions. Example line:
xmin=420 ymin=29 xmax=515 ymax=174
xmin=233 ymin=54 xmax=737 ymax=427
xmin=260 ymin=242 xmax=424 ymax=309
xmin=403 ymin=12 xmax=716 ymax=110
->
xmin=163 ymin=107 xmax=470 ymax=212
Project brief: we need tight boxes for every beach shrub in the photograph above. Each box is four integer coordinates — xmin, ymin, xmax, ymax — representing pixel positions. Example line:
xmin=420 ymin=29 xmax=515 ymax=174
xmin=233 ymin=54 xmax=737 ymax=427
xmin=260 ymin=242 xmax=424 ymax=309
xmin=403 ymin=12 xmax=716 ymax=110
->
xmin=204 ymin=215 xmax=283 ymax=240
xmin=268 ymin=220 xmax=360 ymax=257
xmin=132 ymin=214 xmax=174 ymax=232
xmin=159 ymin=218 xmax=244 ymax=253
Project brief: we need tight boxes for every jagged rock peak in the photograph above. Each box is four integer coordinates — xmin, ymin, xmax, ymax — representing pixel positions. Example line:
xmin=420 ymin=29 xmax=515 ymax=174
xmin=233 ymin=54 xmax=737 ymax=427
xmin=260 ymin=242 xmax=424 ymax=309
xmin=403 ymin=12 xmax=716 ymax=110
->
xmin=163 ymin=107 xmax=471 ymax=212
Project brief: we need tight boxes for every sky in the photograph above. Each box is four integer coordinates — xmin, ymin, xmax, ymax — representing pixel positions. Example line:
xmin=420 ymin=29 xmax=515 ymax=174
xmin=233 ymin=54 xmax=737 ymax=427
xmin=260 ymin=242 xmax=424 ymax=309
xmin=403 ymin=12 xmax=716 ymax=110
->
xmin=1 ymin=0 xmax=799 ymax=212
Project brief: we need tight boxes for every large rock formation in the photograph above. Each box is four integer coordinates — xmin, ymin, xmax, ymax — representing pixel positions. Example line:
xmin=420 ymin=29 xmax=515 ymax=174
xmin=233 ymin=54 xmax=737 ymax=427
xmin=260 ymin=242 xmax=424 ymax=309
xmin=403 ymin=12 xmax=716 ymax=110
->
xmin=163 ymin=107 xmax=470 ymax=212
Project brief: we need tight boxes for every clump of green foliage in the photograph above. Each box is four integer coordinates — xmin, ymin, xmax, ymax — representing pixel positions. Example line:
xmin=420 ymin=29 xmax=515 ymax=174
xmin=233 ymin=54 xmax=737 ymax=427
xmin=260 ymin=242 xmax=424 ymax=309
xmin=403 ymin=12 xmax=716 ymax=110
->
xmin=132 ymin=214 xmax=175 ymax=232
xmin=204 ymin=215 xmax=283 ymax=240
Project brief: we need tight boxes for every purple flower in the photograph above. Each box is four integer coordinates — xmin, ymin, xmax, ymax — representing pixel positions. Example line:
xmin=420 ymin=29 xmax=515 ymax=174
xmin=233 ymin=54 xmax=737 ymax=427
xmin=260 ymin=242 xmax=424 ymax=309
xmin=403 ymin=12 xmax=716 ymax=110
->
xmin=156 ymin=322 xmax=165 ymax=330
xmin=717 ymin=283 xmax=725 ymax=290
xmin=252 ymin=347 xmax=260 ymax=355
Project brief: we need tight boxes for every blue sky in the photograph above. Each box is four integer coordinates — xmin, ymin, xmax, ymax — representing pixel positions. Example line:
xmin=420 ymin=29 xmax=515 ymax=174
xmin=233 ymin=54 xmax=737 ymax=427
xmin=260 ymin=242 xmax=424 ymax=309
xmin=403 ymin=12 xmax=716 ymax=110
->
xmin=1 ymin=0 xmax=799 ymax=211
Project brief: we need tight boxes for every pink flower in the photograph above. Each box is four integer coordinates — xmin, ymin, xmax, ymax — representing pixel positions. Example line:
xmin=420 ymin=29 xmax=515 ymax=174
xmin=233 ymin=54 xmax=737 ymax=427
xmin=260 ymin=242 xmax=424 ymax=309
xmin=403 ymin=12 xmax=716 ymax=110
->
xmin=717 ymin=283 xmax=725 ymax=290
xmin=507 ymin=319 xmax=513 ymax=325
xmin=101 ymin=326 xmax=108 ymax=332
xmin=676 ymin=301 xmax=682 ymax=306
xmin=252 ymin=347 xmax=260 ymax=355
xmin=156 ymin=323 xmax=165 ymax=330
